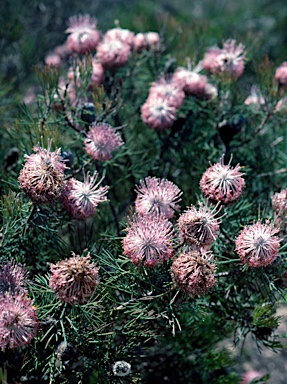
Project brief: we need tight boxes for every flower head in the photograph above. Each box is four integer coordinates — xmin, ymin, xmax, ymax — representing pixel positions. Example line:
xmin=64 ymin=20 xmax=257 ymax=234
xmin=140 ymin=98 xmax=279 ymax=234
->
xmin=178 ymin=203 xmax=221 ymax=247
xmin=203 ymin=39 xmax=246 ymax=78
xmin=272 ymin=189 xmax=287 ymax=215
xmin=0 ymin=294 xmax=38 ymax=350
xmin=96 ymin=39 xmax=131 ymax=68
xmin=200 ymin=156 xmax=245 ymax=204
xmin=49 ymin=252 xmax=100 ymax=304
xmin=135 ymin=176 xmax=182 ymax=219
xmin=141 ymin=96 xmax=177 ymax=131
xmin=89 ymin=59 xmax=105 ymax=88
xmin=66 ymin=14 xmax=100 ymax=54
xmin=235 ymin=222 xmax=280 ymax=267
xmin=104 ymin=27 xmax=135 ymax=46
xmin=62 ymin=171 xmax=109 ymax=220
xmin=113 ymin=361 xmax=131 ymax=377
xmin=149 ymin=77 xmax=185 ymax=109
xmin=123 ymin=214 xmax=174 ymax=267
xmin=275 ymin=62 xmax=287 ymax=86
xmin=172 ymin=67 xmax=207 ymax=96
xmin=0 ymin=261 xmax=28 ymax=297
xmin=244 ymin=85 xmax=265 ymax=107
xmin=171 ymin=249 xmax=216 ymax=296
xmin=84 ymin=122 xmax=124 ymax=161
xmin=19 ymin=141 xmax=68 ymax=204
xmin=133 ymin=32 xmax=160 ymax=52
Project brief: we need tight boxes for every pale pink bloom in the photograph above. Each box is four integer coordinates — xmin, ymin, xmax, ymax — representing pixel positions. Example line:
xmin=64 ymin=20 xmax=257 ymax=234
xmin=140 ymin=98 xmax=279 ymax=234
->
xmin=66 ymin=14 xmax=100 ymax=54
xmin=133 ymin=32 xmax=160 ymax=52
xmin=235 ymin=222 xmax=280 ymax=267
xmin=275 ymin=62 xmax=287 ymax=85
xmin=244 ymin=85 xmax=265 ymax=106
xmin=149 ymin=77 xmax=185 ymax=108
xmin=0 ymin=261 xmax=28 ymax=297
xmin=54 ymin=41 xmax=73 ymax=61
xmin=0 ymin=294 xmax=38 ymax=350
xmin=89 ymin=59 xmax=105 ymax=88
xmin=135 ymin=176 xmax=182 ymax=219
xmin=123 ymin=214 xmax=174 ymax=267
xmin=45 ymin=53 xmax=62 ymax=67
xmin=104 ymin=27 xmax=135 ymax=46
xmin=200 ymin=156 xmax=245 ymax=205
xmin=241 ymin=371 xmax=264 ymax=384
xmin=275 ymin=97 xmax=287 ymax=112
xmin=202 ymin=83 xmax=218 ymax=99
xmin=178 ymin=203 xmax=220 ymax=247
xmin=203 ymin=39 xmax=246 ymax=78
xmin=84 ymin=122 xmax=124 ymax=161
xmin=171 ymin=249 xmax=216 ymax=296
xmin=272 ymin=189 xmax=287 ymax=214
xmin=96 ymin=39 xmax=131 ymax=68
xmin=172 ymin=67 xmax=207 ymax=96
xmin=19 ymin=141 xmax=68 ymax=205
xmin=49 ymin=252 xmax=99 ymax=304
xmin=62 ymin=171 xmax=109 ymax=220
xmin=141 ymin=96 xmax=177 ymax=131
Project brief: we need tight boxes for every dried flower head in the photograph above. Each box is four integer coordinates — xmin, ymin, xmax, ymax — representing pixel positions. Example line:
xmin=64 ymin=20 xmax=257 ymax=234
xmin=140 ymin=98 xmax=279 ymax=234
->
xmin=178 ymin=203 xmax=221 ymax=247
xmin=172 ymin=67 xmax=207 ymax=96
xmin=200 ymin=156 xmax=245 ymax=205
xmin=84 ymin=123 xmax=124 ymax=161
xmin=0 ymin=261 xmax=28 ymax=297
xmin=49 ymin=252 xmax=100 ymax=304
xmin=123 ymin=214 xmax=174 ymax=267
xmin=275 ymin=62 xmax=287 ymax=86
xmin=19 ymin=141 xmax=68 ymax=204
xmin=0 ymin=294 xmax=38 ymax=350
xmin=235 ymin=222 xmax=280 ymax=267
xmin=203 ymin=39 xmax=246 ymax=78
xmin=272 ymin=189 xmax=287 ymax=215
xmin=141 ymin=96 xmax=177 ymax=131
xmin=66 ymin=14 xmax=100 ymax=54
xmin=149 ymin=77 xmax=185 ymax=108
xmin=171 ymin=249 xmax=216 ymax=296
xmin=135 ymin=176 xmax=182 ymax=219
xmin=62 ymin=171 xmax=109 ymax=220
xmin=113 ymin=361 xmax=131 ymax=377
xmin=133 ymin=32 xmax=160 ymax=52
xmin=96 ymin=39 xmax=131 ymax=68
xmin=104 ymin=27 xmax=135 ymax=46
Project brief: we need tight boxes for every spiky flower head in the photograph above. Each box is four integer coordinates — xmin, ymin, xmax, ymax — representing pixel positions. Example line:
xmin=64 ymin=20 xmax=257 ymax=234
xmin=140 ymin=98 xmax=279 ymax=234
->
xmin=66 ymin=14 xmax=100 ymax=54
xmin=19 ymin=141 xmax=68 ymax=205
xmin=171 ymin=249 xmax=216 ymax=296
xmin=200 ymin=156 xmax=245 ymax=205
xmin=62 ymin=171 xmax=109 ymax=220
xmin=178 ymin=203 xmax=221 ymax=247
xmin=84 ymin=123 xmax=124 ymax=161
xmin=0 ymin=261 xmax=28 ymax=297
xmin=235 ymin=222 xmax=280 ymax=267
xmin=141 ymin=96 xmax=177 ymax=131
xmin=275 ymin=62 xmax=287 ymax=86
xmin=49 ymin=252 xmax=100 ymax=304
xmin=123 ymin=214 xmax=174 ymax=267
xmin=172 ymin=67 xmax=207 ymax=96
xmin=133 ymin=32 xmax=160 ymax=52
xmin=104 ymin=27 xmax=135 ymax=46
xmin=272 ymin=189 xmax=287 ymax=215
xmin=0 ymin=294 xmax=38 ymax=350
xmin=96 ymin=39 xmax=131 ymax=68
xmin=135 ymin=176 xmax=182 ymax=219
xmin=203 ymin=39 xmax=246 ymax=78
xmin=149 ymin=77 xmax=185 ymax=109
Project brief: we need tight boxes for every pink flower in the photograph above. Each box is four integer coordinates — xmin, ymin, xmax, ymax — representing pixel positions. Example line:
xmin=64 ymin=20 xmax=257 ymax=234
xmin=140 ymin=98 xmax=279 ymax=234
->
xmin=235 ymin=222 xmax=280 ymax=267
xmin=202 ymin=83 xmax=218 ymax=99
xmin=104 ymin=27 xmax=135 ymax=46
xmin=172 ymin=67 xmax=207 ymax=96
xmin=0 ymin=294 xmax=38 ymax=350
xmin=19 ymin=141 xmax=68 ymax=204
xmin=171 ymin=249 xmax=216 ymax=296
xmin=149 ymin=77 xmax=185 ymax=108
xmin=62 ymin=171 xmax=109 ymax=220
xmin=141 ymin=96 xmax=177 ymax=131
xmin=45 ymin=53 xmax=62 ymax=67
xmin=241 ymin=370 xmax=264 ymax=384
xmin=203 ymin=39 xmax=246 ymax=78
xmin=272 ymin=189 xmax=287 ymax=214
xmin=0 ymin=261 xmax=28 ymax=297
xmin=96 ymin=39 xmax=131 ymax=68
xmin=200 ymin=156 xmax=245 ymax=205
xmin=133 ymin=32 xmax=160 ymax=52
xmin=275 ymin=97 xmax=287 ymax=112
xmin=178 ymin=203 xmax=220 ymax=247
xmin=122 ymin=214 xmax=174 ymax=267
xmin=49 ymin=252 xmax=100 ymax=304
xmin=275 ymin=62 xmax=287 ymax=85
xmin=244 ymin=85 xmax=265 ymax=107
xmin=135 ymin=176 xmax=182 ymax=219
xmin=84 ymin=122 xmax=124 ymax=161
xmin=89 ymin=59 xmax=105 ymax=88
xmin=66 ymin=14 xmax=100 ymax=54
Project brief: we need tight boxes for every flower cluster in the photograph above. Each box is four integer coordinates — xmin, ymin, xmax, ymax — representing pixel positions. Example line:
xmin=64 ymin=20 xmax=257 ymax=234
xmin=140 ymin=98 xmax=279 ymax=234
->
xmin=49 ymin=252 xmax=100 ymax=304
